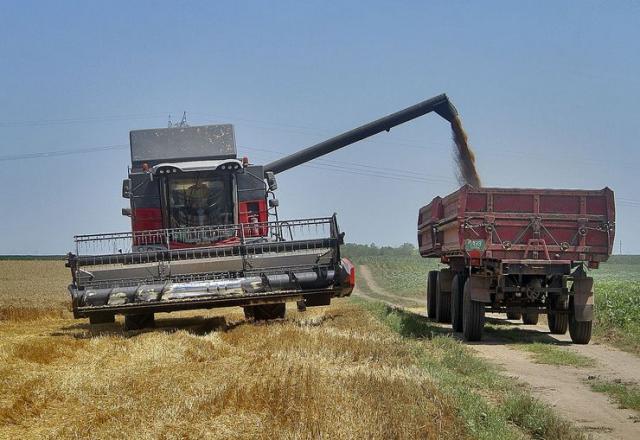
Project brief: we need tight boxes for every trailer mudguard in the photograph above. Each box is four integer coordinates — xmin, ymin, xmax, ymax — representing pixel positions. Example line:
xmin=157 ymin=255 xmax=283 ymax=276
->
xmin=469 ymin=275 xmax=492 ymax=303
xmin=572 ymin=277 xmax=594 ymax=322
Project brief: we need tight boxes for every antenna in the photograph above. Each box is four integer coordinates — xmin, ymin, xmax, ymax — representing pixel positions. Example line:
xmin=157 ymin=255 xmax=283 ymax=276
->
xmin=168 ymin=112 xmax=188 ymax=128
xmin=178 ymin=111 xmax=189 ymax=128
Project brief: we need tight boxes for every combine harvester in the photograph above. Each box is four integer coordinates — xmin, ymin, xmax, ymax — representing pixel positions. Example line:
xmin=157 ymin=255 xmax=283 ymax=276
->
xmin=67 ymin=94 xmax=462 ymax=329
xmin=418 ymin=186 xmax=615 ymax=343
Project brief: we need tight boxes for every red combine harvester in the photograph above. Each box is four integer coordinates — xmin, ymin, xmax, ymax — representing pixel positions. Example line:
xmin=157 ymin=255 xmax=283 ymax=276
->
xmin=418 ymin=186 xmax=615 ymax=343
xmin=67 ymin=94 xmax=462 ymax=329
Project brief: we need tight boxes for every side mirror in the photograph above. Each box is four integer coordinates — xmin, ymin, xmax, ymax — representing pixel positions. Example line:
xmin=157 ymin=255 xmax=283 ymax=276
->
xmin=121 ymin=208 xmax=132 ymax=217
xmin=269 ymin=198 xmax=279 ymax=208
xmin=265 ymin=171 xmax=278 ymax=191
xmin=122 ymin=179 xmax=131 ymax=198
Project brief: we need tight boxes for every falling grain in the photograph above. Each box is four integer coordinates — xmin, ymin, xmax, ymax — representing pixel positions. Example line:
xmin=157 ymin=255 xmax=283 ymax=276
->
xmin=450 ymin=115 xmax=481 ymax=188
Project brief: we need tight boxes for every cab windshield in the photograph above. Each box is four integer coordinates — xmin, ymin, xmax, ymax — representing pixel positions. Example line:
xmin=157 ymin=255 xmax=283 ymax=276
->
xmin=166 ymin=173 xmax=234 ymax=229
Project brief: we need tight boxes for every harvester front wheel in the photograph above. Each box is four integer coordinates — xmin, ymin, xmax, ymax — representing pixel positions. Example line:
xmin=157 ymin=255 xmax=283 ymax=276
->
xmin=244 ymin=303 xmax=286 ymax=321
xmin=462 ymin=279 xmax=485 ymax=342
xmin=124 ymin=313 xmax=155 ymax=331
xmin=522 ymin=312 xmax=539 ymax=325
xmin=450 ymin=274 xmax=465 ymax=332
xmin=89 ymin=313 xmax=115 ymax=325
xmin=426 ymin=271 xmax=438 ymax=319
xmin=506 ymin=311 xmax=521 ymax=321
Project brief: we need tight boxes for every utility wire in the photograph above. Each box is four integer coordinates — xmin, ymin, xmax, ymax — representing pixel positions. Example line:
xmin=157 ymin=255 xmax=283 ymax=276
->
xmin=0 ymin=144 xmax=128 ymax=161
xmin=1 ymin=141 xmax=640 ymax=208
xmin=0 ymin=113 xmax=165 ymax=128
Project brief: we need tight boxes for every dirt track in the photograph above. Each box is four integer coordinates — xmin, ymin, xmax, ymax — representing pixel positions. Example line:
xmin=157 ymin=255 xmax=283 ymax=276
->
xmin=354 ymin=265 xmax=640 ymax=440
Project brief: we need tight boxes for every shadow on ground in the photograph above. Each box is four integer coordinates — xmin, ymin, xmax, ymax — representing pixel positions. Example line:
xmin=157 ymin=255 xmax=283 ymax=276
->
xmin=51 ymin=314 xmax=249 ymax=339
xmin=380 ymin=304 xmax=569 ymax=346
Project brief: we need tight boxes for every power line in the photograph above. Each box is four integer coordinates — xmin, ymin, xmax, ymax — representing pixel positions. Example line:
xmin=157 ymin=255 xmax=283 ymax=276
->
xmin=0 ymin=144 xmax=128 ymax=161
xmin=2 ymin=140 xmax=640 ymax=209
xmin=3 ymin=109 xmax=638 ymax=173
xmin=0 ymin=113 xmax=166 ymax=128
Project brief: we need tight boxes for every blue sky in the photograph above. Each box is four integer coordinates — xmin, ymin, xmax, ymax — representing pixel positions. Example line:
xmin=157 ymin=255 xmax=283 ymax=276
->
xmin=1 ymin=1 xmax=638 ymax=254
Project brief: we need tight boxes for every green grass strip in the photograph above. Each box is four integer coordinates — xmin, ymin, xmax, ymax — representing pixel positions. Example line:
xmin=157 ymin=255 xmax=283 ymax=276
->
xmin=358 ymin=299 xmax=584 ymax=440
xmin=517 ymin=343 xmax=595 ymax=368
xmin=588 ymin=379 xmax=640 ymax=412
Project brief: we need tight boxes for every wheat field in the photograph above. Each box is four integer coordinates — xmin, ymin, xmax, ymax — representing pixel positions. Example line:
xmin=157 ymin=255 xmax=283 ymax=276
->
xmin=0 ymin=260 xmax=465 ymax=439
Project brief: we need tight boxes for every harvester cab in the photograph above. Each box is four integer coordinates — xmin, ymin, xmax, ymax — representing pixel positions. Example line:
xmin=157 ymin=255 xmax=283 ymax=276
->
xmin=67 ymin=94 xmax=460 ymax=329
xmin=123 ymin=124 xmax=278 ymax=248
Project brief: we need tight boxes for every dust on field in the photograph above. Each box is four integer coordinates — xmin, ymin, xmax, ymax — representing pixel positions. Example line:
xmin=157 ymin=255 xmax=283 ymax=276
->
xmin=0 ymin=260 xmax=465 ymax=439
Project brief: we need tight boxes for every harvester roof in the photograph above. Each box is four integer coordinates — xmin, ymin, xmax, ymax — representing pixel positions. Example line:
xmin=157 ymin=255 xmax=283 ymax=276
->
xmin=129 ymin=124 xmax=236 ymax=167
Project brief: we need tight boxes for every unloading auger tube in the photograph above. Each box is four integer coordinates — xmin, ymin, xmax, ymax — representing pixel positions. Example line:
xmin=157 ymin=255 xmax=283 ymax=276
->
xmin=264 ymin=93 xmax=459 ymax=174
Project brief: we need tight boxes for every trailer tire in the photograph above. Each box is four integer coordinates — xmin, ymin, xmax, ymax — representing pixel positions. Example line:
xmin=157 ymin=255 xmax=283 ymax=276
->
xmin=569 ymin=298 xmax=592 ymax=344
xmin=124 ymin=313 xmax=154 ymax=330
xmin=547 ymin=296 xmax=569 ymax=334
xmin=522 ymin=312 xmax=539 ymax=325
xmin=245 ymin=303 xmax=286 ymax=321
xmin=548 ymin=312 xmax=568 ymax=334
xmin=426 ymin=271 xmax=438 ymax=319
xmin=506 ymin=312 xmax=521 ymax=321
xmin=435 ymin=279 xmax=451 ymax=323
xmin=89 ymin=313 xmax=115 ymax=325
xmin=462 ymin=279 xmax=484 ymax=341
xmin=450 ymin=274 xmax=465 ymax=332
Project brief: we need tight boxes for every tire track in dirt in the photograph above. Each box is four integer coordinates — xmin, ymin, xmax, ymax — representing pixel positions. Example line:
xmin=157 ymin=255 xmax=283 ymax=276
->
xmin=353 ymin=268 xmax=640 ymax=439
xmin=353 ymin=265 xmax=424 ymax=307
xmin=472 ymin=316 xmax=640 ymax=438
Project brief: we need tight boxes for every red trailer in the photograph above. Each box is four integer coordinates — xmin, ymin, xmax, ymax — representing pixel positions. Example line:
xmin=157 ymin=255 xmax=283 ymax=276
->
xmin=417 ymin=186 xmax=615 ymax=343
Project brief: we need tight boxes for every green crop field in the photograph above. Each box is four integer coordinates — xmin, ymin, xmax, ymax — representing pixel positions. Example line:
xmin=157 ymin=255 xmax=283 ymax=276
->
xmin=344 ymin=244 xmax=640 ymax=354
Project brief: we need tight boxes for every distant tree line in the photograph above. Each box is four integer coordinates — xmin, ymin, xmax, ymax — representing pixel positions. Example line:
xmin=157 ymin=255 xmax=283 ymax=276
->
xmin=341 ymin=242 xmax=417 ymax=257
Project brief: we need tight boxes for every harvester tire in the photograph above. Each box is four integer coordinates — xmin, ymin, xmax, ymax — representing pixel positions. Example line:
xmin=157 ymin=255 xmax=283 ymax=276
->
xmin=547 ymin=296 xmax=569 ymax=334
xmin=245 ymin=303 xmax=286 ymax=321
xmin=450 ymin=274 xmax=465 ymax=332
xmin=426 ymin=271 xmax=438 ymax=319
xmin=89 ymin=313 xmax=115 ymax=325
xmin=522 ymin=312 xmax=539 ymax=325
xmin=462 ymin=279 xmax=484 ymax=341
xmin=506 ymin=312 xmax=521 ymax=321
xmin=124 ymin=313 xmax=155 ymax=330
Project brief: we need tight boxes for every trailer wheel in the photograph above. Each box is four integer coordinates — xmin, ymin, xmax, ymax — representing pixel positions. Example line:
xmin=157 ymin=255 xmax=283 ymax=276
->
xmin=89 ymin=313 xmax=115 ymax=325
xmin=124 ymin=313 xmax=155 ymax=331
xmin=506 ymin=311 xmax=521 ymax=321
xmin=569 ymin=298 xmax=592 ymax=344
xmin=522 ymin=312 xmax=539 ymax=325
xmin=450 ymin=274 xmax=465 ymax=332
xmin=462 ymin=279 xmax=484 ymax=341
xmin=245 ymin=303 xmax=286 ymax=321
xmin=426 ymin=271 xmax=438 ymax=319
xmin=435 ymin=278 xmax=451 ymax=323
xmin=547 ymin=296 xmax=569 ymax=334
